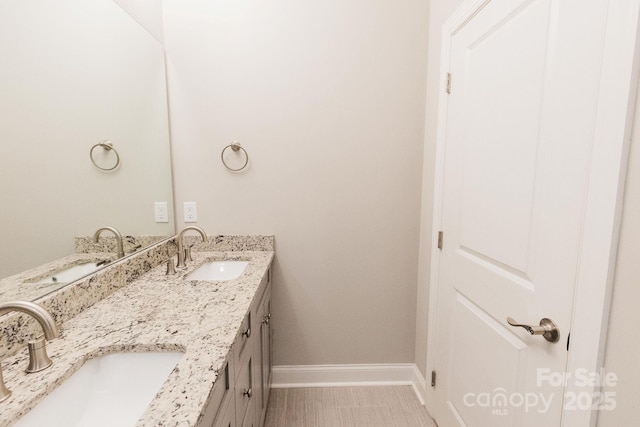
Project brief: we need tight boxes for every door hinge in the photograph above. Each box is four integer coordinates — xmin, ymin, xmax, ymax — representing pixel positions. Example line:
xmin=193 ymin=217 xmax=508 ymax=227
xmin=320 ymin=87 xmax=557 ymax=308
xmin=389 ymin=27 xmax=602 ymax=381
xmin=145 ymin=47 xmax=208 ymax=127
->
xmin=437 ymin=231 xmax=444 ymax=250
xmin=446 ymin=72 xmax=452 ymax=94
xmin=431 ymin=370 xmax=437 ymax=387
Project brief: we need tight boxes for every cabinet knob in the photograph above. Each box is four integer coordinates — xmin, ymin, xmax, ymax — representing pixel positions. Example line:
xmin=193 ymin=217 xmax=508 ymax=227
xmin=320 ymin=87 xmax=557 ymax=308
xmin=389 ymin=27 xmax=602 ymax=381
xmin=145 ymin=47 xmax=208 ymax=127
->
xmin=242 ymin=328 xmax=251 ymax=338
xmin=243 ymin=388 xmax=252 ymax=398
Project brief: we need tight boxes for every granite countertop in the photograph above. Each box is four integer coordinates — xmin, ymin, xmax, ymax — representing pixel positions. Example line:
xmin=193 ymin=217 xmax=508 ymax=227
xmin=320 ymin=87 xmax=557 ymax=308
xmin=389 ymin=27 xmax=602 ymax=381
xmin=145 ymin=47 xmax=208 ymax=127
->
xmin=0 ymin=250 xmax=274 ymax=427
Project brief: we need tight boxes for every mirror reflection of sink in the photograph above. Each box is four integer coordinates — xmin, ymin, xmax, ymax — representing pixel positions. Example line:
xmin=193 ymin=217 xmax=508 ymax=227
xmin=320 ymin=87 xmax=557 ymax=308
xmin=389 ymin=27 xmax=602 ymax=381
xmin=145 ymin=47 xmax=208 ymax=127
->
xmin=28 ymin=262 xmax=107 ymax=285
xmin=15 ymin=352 xmax=183 ymax=427
xmin=187 ymin=261 xmax=249 ymax=281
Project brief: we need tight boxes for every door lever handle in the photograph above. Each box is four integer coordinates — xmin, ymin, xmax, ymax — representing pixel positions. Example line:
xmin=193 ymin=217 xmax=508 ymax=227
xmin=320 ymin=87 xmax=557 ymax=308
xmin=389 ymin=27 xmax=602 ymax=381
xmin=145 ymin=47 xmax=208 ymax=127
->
xmin=507 ymin=317 xmax=560 ymax=343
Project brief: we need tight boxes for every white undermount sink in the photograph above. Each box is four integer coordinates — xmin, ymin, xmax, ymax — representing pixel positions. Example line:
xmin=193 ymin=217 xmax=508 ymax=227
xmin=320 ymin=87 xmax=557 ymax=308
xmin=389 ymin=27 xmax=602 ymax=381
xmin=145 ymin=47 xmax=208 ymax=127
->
xmin=187 ymin=261 xmax=249 ymax=281
xmin=15 ymin=352 xmax=183 ymax=427
xmin=31 ymin=262 xmax=106 ymax=285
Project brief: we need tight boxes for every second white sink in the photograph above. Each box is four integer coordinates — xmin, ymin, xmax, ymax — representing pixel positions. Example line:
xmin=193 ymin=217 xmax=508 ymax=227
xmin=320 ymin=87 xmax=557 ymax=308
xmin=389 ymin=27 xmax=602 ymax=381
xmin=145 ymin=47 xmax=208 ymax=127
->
xmin=187 ymin=261 xmax=249 ymax=281
xmin=15 ymin=352 xmax=183 ymax=427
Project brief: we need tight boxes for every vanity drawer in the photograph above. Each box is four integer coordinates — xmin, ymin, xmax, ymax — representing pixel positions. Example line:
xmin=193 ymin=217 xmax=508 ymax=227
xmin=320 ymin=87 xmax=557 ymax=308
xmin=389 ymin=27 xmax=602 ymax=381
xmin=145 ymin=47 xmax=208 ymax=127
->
xmin=233 ymin=310 xmax=252 ymax=376
xmin=233 ymin=268 xmax=269 ymax=377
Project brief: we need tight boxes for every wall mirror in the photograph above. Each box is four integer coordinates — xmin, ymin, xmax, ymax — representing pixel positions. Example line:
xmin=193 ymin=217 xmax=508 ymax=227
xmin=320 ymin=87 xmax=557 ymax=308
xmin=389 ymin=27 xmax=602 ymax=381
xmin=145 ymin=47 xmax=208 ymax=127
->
xmin=0 ymin=0 xmax=174 ymax=302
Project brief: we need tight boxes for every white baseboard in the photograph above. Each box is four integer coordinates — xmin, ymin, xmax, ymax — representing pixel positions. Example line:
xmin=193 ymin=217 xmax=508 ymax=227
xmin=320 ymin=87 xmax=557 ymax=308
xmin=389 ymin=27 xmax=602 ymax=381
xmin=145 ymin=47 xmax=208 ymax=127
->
xmin=272 ymin=363 xmax=428 ymax=405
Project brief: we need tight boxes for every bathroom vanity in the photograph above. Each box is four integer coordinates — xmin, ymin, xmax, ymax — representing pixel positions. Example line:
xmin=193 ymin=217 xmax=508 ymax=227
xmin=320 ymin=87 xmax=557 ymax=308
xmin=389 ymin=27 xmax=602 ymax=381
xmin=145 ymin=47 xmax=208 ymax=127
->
xmin=0 ymin=236 xmax=274 ymax=427
xmin=199 ymin=266 xmax=272 ymax=427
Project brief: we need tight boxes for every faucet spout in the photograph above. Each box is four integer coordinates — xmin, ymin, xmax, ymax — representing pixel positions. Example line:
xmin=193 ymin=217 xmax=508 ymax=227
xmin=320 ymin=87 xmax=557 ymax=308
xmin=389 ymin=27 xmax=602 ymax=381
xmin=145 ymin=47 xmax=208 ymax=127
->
xmin=176 ymin=226 xmax=207 ymax=268
xmin=0 ymin=301 xmax=59 ymax=340
xmin=93 ymin=226 xmax=125 ymax=259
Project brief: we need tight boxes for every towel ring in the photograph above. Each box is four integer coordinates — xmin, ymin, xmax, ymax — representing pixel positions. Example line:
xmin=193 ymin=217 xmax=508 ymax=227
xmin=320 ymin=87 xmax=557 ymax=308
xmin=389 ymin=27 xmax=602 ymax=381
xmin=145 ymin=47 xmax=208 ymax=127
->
xmin=221 ymin=142 xmax=249 ymax=171
xmin=90 ymin=140 xmax=120 ymax=171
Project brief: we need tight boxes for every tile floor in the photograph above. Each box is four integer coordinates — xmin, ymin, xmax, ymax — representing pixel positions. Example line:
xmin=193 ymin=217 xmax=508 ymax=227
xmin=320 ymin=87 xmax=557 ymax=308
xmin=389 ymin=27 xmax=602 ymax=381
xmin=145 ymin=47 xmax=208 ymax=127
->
xmin=264 ymin=386 xmax=437 ymax=427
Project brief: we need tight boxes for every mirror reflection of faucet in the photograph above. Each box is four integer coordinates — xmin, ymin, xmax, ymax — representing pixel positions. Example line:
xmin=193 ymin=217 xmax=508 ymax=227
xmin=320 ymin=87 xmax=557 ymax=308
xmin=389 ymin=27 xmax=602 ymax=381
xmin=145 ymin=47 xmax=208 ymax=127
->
xmin=93 ymin=226 xmax=125 ymax=259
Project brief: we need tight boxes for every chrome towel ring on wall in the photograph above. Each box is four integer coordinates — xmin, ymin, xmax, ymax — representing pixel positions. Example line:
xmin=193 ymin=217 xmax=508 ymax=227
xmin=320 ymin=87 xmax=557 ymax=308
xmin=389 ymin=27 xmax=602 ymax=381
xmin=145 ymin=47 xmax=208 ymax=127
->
xmin=90 ymin=140 xmax=120 ymax=171
xmin=221 ymin=141 xmax=249 ymax=171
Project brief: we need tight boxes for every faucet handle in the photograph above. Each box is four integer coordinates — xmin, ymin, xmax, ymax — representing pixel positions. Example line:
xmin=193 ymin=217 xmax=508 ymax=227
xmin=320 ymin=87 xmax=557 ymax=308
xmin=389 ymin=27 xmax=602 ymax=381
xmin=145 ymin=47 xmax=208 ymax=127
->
xmin=26 ymin=335 xmax=53 ymax=373
xmin=166 ymin=257 xmax=177 ymax=275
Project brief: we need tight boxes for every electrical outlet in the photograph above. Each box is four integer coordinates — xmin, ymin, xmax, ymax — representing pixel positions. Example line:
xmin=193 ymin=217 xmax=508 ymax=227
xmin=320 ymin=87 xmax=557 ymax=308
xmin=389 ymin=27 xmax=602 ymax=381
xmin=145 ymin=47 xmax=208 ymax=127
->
xmin=184 ymin=202 xmax=197 ymax=222
xmin=154 ymin=202 xmax=169 ymax=223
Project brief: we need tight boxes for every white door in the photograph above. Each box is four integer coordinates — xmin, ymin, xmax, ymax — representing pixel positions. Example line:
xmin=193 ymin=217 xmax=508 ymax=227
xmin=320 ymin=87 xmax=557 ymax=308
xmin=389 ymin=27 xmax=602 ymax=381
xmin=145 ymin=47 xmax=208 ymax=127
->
xmin=433 ymin=0 xmax=617 ymax=426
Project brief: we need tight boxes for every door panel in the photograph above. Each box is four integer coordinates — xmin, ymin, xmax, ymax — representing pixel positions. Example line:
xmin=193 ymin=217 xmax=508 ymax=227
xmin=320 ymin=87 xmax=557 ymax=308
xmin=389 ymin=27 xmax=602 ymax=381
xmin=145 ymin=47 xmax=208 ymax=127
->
xmin=448 ymin=293 xmax=527 ymax=427
xmin=434 ymin=0 xmax=609 ymax=426
xmin=458 ymin=0 xmax=551 ymax=274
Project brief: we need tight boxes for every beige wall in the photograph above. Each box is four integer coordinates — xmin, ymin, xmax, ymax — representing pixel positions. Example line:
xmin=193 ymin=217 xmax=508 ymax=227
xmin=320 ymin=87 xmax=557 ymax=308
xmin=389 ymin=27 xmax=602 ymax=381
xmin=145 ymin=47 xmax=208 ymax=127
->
xmin=597 ymin=84 xmax=640 ymax=426
xmin=163 ymin=0 xmax=429 ymax=365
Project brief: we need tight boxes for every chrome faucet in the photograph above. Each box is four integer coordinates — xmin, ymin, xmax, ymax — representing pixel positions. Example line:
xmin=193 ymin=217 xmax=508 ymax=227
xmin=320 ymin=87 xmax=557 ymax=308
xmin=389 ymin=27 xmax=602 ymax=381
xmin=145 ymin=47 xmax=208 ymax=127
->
xmin=93 ymin=226 xmax=125 ymax=259
xmin=0 ymin=301 xmax=60 ymax=402
xmin=176 ymin=226 xmax=207 ymax=268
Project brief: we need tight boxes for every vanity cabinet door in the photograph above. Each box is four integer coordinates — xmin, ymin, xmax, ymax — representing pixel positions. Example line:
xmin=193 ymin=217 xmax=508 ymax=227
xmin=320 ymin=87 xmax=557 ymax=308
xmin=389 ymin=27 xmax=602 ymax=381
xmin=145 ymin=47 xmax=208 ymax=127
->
xmin=241 ymin=395 xmax=256 ymax=427
xmin=198 ymin=355 xmax=235 ymax=427
xmin=235 ymin=350 xmax=254 ymax=427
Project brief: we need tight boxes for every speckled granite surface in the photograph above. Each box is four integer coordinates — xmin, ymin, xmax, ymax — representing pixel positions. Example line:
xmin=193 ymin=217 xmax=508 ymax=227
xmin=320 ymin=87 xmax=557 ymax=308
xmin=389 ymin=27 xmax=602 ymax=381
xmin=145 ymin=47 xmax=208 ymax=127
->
xmin=0 ymin=239 xmax=177 ymax=360
xmin=0 ymin=250 xmax=274 ymax=426
xmin=75 ymin=235 xmax=170 ymax=254
xmin=0 ymin=235 xmax=275 ymax=361
xmin=0 ymin=235 xmax=172 ymax=306
xmin=184 ymin=235 xmax=275 ymax=252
